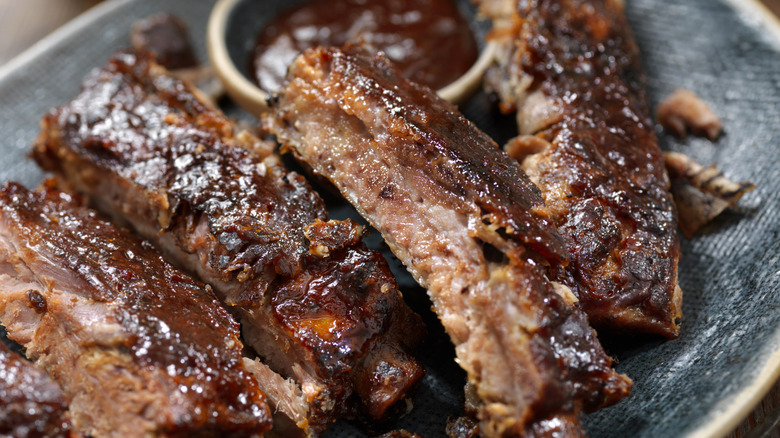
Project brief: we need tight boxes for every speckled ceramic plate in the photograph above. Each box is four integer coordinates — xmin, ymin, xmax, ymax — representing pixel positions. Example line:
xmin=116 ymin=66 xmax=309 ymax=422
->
xmin=1 ymin=0 xmax=779 ymax=436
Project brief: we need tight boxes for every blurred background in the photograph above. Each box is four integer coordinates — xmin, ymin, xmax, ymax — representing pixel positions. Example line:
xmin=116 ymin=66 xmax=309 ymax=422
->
xmin=2 ymin=0 xmax=780 ymax=65
xmin=0 ymin=0 xmax=102 ymax=65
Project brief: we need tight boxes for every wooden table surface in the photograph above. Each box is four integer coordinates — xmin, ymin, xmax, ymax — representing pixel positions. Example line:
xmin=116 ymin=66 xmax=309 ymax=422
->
xmin=1 ymin=0 xmax=779 ymax=437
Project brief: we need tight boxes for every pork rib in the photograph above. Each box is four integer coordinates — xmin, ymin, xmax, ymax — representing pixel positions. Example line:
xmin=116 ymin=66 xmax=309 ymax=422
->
xmin=0 ymin=341 xmax=71 ymax=437
xmin=665 ymin=152 xmax=754 ymax=238
xmin=33 ymin=50 xmax=425 ymax=435
xmin=479 ymin=0 xmax=683 ymax=338
xmin=0 ymin=182 xmax=272 ymax=437
xmin=264 ymin=46 xmax=631 ymax=437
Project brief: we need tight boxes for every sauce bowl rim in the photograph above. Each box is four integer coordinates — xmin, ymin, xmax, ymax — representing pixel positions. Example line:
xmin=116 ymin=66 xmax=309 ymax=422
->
xmin=206 ymin=0 xmax=498 ymax=115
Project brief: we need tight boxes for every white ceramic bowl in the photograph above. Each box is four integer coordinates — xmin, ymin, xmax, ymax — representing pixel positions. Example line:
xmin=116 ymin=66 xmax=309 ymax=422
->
xmin=207 ymin=0 xmax=497 ymax=115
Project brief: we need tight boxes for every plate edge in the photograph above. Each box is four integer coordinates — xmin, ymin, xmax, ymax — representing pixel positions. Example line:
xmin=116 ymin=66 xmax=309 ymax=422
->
xmin=680 ymin=2 xmax=780 ymax=437
xmin=723 ymin=0 xmax=780 ymax=49
xmin=687 ymin=341 xmax=780 ymax=438
xmin=0 ymin=0 xmax=136 ymax=84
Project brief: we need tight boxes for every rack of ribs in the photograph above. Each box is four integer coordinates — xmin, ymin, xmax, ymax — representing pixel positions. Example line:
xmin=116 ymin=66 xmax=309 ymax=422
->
xmin=264 ymin=46 xmax=632 ymax=437
xmin=0 ymin=341 xmax=71 ymax=437
xmin=478 ymin=0 xmax=683 ymax=338
xmin=0 ymin=182 xmax=271 ymax=437
xmin=33 ymin=50 xmax=425 ymax=436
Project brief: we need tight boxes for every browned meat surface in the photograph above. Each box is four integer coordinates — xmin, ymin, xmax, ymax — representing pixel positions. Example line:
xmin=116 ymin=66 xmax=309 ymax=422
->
xmin=131 ymin=14 xmax=222 ymax=105
xmin=479 ymin=0 xmax=683 ymax=338
xmin=131 ymin=12 xmax=197 ymax=70
xmin=665 ymin=152 xmax=755 ymax=238
xmin=169 ymin=64 xmax=224 ymax=107
xmin=446 ymin=417 xmax=480 ymax=438
xmin=0 ymin=341 xmax=71 ymax=437
xmin=33 ymin=50 xmax=424 ymax=436
xmin=378 ymin=430 xmax=424 ymax=438
xmin=0 ymin=182 xmax=271 ymax=438
xmin=657 ymin=89 xmax=722 ymax=140
xmin=264 ymin=46 xmax=631 ymax=437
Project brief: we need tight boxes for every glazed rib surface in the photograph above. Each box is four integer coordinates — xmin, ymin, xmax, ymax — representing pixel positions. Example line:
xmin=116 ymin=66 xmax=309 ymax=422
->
xmin=265 ymin=46 xmax=631 ymax=437
xmin=479 ymin=0 xmax=682 ymax=337
xmin=0 ymin=182 xmax=271 ymax=438
xmin=33 ymin=50 xmax=424 ymax=435
xmin=0 ymin=341 xmax=71 ymax=437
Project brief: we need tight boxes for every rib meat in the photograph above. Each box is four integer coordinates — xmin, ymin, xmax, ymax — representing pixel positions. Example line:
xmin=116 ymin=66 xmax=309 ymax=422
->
xmin=664 ymin=152 xmax=754 ymax=238
xmin=264 ymin=46 xmax=631 ymax=437
xmin=0 ymin=341 xmax=70 ymax=437
xmin=657 ymin=89 xmax=722 ymax=140
xmin=33 ymin=50 xmax=425 ymax=435
xmin=0 ymin=182 xmax=271 ymax=438
xmin=479 ymin=0 xmax=683 ymax=337
xmin=131 ymin=12 xmax=198 ymax=70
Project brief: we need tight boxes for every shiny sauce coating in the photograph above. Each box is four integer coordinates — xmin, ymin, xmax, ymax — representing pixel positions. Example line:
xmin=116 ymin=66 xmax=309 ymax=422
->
xmin=250 ymin=0 xmax=478 ymax=92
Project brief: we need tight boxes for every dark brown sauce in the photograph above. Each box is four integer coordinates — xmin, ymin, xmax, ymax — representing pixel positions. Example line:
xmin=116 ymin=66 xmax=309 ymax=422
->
xmin=250 ymin=0 xmax=478 ymax=92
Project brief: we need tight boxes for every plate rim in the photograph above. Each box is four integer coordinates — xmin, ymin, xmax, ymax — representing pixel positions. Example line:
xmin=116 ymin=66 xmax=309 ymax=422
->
xmin=691 ymin=347 xmax=780 ymax=438
xmin=683 ymin=4 xmax=780 ymax=436
xmin=0 ymin=0 xmax=134 ymax=84
xmin=724 ymin=0 xmax=780 ymax=49
xmin=0 ymin=0 xmax=779 ymax=436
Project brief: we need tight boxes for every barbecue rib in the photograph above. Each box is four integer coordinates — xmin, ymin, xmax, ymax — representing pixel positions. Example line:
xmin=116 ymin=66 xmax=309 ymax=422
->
xmin=0 ymin=182 xmax=271 ymax=438
xmin=479 ymin=0 xmax=683 ymax=338
xmin=664 ymin=152 xmax=754 ymax=238
xmin=264 ymin=46 xmax=631 ymax=437
xmin=657 ymin=89 xmax=722 ymax=140
xmin=33 ymin=50 xmax=425 ymax=435
xmin=0 ymin=341 xmax=71 ymax=437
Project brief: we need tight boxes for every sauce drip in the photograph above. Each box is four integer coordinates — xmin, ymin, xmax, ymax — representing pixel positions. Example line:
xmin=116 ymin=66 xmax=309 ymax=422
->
xmin=251 ymin=0 xmax=478 ymax=92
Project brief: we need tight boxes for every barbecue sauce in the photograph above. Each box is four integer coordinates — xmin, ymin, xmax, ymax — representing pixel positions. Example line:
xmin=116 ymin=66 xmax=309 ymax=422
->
xmin=250 ymin=0 xmax=478 ymax=92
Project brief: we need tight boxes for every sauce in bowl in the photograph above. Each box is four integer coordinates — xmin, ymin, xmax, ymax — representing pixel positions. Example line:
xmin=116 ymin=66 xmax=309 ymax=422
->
xmin=250 ymin=0 xmax=479 ymax=92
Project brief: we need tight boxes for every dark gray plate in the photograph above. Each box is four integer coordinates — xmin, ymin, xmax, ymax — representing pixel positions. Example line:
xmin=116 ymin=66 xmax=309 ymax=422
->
xmin=1 ymin=0 xmax=779 ymax=437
